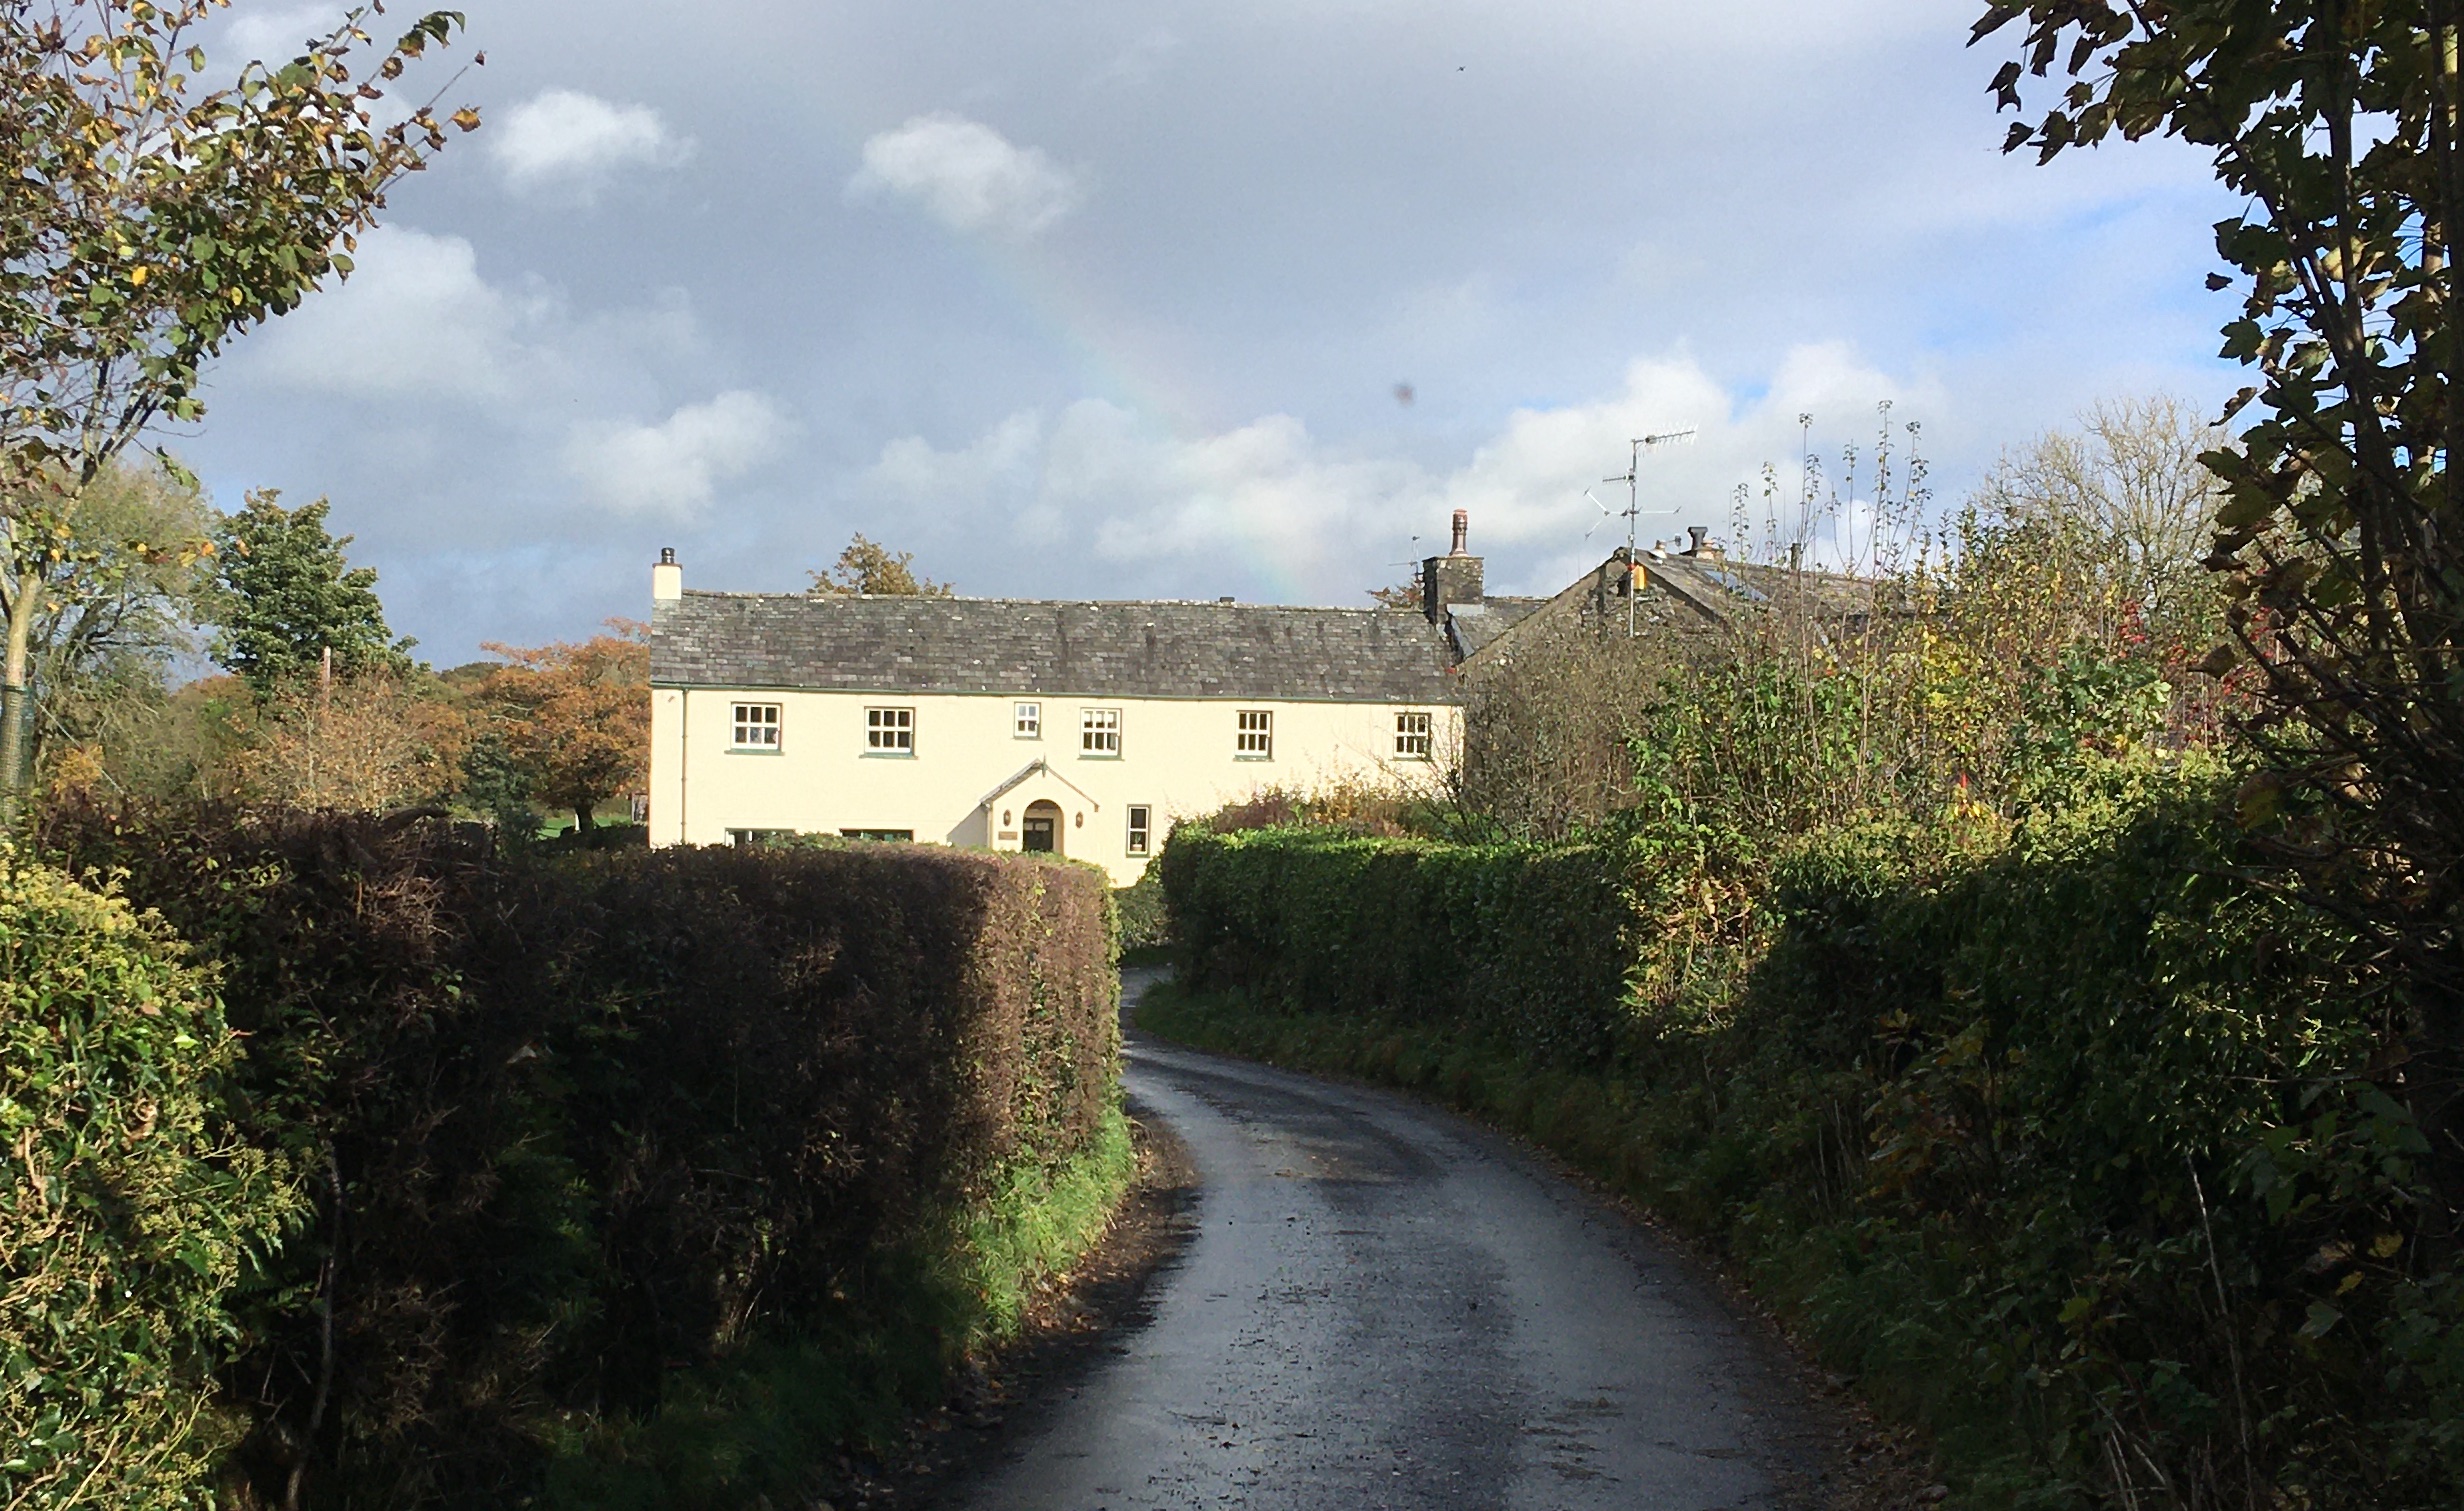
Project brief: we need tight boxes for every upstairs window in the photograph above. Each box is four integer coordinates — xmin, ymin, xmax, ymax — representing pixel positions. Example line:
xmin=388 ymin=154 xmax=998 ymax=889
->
xmin=866 ymin=706 xmax=915 ymax=754
xmin=1014 ymin=701 xmax=1042 ymax=738
xmin=1081 ymin=707 xmax=1121 ymax=757
xmin=1126 ymin=805 xmax=1152 ymax=856
xmin=1236 ymin=709 xmax=1273 ymax=759
xmin=1395 ymin=710 xmax=1433 ymax=759
xmin=732 ymin=703 xmax=781 ymax=750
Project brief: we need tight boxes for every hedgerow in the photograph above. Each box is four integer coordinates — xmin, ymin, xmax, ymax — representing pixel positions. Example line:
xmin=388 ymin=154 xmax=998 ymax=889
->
xmin=1152 ymin=771 xmax=2464 ymax=1507
xmin=0 ymin=859 xmax=301 ymax=1511
xmin=29 ymin=803 xmax=1122 ymax=1508
xmin=1159 ymin=827 xmax=1654 ymax=1064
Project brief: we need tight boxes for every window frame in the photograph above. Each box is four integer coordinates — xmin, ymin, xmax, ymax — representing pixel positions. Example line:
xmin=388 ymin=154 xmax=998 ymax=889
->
xmin=1394 ymin=710 xmax=1434 ymax=760
xmin=1079 ymin=706 xmax=1122 ymax=758
xmin=1235 ymin=708 xmax=1273 ymax=760
xmin=730 ymin=702 xmax=782 ymax=752
xmin=838 ymin=828 xmax=915 ymax=842
xmin=1126 ymin=804 xmax=1152 ymax=856
xmin=865 ymin=705 xmax=916 ymax=756
xmin=1013 ymin=701 xmax=1042 ymax=739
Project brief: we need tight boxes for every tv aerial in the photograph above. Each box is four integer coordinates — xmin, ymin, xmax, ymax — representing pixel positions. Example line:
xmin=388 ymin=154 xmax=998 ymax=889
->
xmin=1600 ymin=429 xmax=1695 ymax=637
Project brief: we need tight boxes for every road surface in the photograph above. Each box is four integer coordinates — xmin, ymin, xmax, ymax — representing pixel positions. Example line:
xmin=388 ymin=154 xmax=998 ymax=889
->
xmin=951 ymin=979 xmax=1828 ymax=1510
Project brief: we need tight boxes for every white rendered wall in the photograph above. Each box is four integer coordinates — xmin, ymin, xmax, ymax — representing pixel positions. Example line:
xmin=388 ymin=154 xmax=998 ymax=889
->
xmin=646 ymin=687 xmax=1459 ymax=884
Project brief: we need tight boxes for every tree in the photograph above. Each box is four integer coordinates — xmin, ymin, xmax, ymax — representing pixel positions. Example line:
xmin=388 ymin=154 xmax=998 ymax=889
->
xmin=1368 ymin=570 xmax=1421 ymax=609
xmin=204 ymin=490 xmax=411 ymax=692
xmin=1954 ymin=395 xmax=2238 ymax=739
xmin=0 ymin=0 xmax=480 ymax=828
xmin=808 ymin=533 xmax=953 ymax=596
xmin=228 ymin=668 xmax=466 ymax=811
xmin=476 ymin=630 xmax=648 ymax=842
xmin=1976 ymin=1 xmax=2464 ymax=1232
xmin=1973 ymin=395 xmax=2227 ymax=650
xmin=2 ymin=456 xmax=213 ymax=787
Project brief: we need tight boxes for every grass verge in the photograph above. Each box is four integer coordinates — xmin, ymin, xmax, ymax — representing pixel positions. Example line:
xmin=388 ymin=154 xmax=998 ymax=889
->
xmin=538 ymin=1104 xmax=1138 ymax=1511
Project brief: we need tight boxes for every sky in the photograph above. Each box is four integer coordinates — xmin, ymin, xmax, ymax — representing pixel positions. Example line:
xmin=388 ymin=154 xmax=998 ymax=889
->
xmin=168 ymin=0 xmax=2245 ymax=666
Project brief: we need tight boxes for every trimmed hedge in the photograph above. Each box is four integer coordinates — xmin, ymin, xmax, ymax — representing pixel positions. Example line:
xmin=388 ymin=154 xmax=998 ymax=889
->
xmin=1159 ymin=827 xmax=1646 ymax=1063
xmin=27 ymin=804 xmax=1120 ymax=1508
xmin=1151 ymin=782 xmax=2464 ymax=1507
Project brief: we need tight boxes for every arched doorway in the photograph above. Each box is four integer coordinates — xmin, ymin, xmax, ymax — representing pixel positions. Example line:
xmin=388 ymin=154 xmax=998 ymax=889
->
xmin=1021 ymin=799 xmax=1063 ymax=855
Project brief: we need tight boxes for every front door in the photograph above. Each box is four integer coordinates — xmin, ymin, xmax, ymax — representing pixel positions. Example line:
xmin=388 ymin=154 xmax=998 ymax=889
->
xmin=1021 ymin=800 xmax=1061 ymax=854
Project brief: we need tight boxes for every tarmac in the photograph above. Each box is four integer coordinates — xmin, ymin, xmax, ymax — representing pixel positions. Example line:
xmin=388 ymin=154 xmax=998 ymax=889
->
xmin=949 ymin=973 xmax=1828 ymax=1510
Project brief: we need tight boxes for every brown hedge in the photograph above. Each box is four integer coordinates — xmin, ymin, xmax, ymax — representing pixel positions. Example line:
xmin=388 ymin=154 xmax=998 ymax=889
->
xmin=35 ymin=802 xmax=1118 ymax=1508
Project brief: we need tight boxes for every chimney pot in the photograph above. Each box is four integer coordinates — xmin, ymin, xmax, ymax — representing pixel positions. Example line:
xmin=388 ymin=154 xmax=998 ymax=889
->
xmin=1686 ymin=525 xmax=1710 ymax=555
xmin=1422 ymin=514 xmax=1484 ymax=623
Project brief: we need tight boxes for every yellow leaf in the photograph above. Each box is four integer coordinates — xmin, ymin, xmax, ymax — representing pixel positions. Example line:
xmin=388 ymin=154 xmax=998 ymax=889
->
xmin=2371 ymin=1233 xmax=2403 ymax=1259
xmin=128 ymin=265 xmax=148 ymax=285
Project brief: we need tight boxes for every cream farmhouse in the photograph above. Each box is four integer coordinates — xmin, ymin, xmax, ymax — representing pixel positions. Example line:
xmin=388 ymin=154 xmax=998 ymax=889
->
xmin=644 ymin=511 xmax=1804 ymax=882
xmin=647 ymin=516 xmax=1506 ymax=883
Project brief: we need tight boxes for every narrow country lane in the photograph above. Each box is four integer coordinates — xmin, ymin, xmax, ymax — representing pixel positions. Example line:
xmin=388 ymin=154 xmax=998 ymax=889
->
xmin=949 ymin=977 xmax=1829 ymax=1511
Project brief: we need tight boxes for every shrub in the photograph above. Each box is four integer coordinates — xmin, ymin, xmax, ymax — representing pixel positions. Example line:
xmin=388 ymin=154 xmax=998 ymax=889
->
xmin=1159 ymin=825 xmax=1647 ymax=1065
xmin=1150 ymin=772 xmax=2464 ymax=1506
xmin=0 ymin=860 xmax=301 ymax=1511
xmin=1112 ymin=865 xmax=1170 ymax=956
xmin=1749 ymin=785 xmax=2463 ymax=1505
xmin=35 ymin=803 xmax=1120 ymax=1508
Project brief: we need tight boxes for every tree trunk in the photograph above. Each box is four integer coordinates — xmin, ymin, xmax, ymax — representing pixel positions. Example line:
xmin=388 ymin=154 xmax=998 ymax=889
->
xmin=574 ymin=803 xmax=596 ymax=849
xmin=0 ymin=568 xmax=41 ymax=834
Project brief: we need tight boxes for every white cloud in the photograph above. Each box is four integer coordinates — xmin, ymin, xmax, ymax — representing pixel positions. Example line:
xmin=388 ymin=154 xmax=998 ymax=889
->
xmin=223 ymin=3 xmax=345 ymax=64
xmin=872 ymin=410 xmax=1044 ymax=498
xmin=243 ymin=228 xmax=548 ymax=399
xmin=847 ymin=113 xmax=1084 ymax=236
xmin=491 ymin=89 xmax=688 ymax=193
xmin=565 ymin=392 xmax=796 ymax=518
xmin=862 ymin=345 xmax=1943 ymax=602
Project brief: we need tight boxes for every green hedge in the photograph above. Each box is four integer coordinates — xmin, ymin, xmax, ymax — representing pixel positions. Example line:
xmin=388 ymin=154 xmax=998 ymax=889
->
xmin=1748 ymin=796 xmax=2463 ymax=1505
xmin=0 ymin=861 xmax=301 ymax=1511
xmin=1159 ymin=826 xmax=1647 ymax=1063
xmin=26 ymin=804 xmax=1122 ymax=1508
xmin=1150 ymin=780 xmax=2464 ymax=1507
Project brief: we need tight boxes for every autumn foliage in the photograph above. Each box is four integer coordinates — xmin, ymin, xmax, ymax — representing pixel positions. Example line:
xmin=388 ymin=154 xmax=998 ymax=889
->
xmin=475 ymin=629 xmax=649 ymax=837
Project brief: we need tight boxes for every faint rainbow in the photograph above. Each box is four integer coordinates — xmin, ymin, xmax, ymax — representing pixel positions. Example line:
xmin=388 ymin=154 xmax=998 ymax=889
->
xmin=864 ymin=152 xmax=1321 ymax=603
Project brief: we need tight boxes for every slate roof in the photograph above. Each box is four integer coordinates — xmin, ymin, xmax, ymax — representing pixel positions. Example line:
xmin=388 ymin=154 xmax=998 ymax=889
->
xmin=651 ymin=592 xmax=1463 ymax=703
xmin=1452 ymin=551 xmax=1874 ymax=665
xmin=1443 ymin=595 xmax=1548 ymax=659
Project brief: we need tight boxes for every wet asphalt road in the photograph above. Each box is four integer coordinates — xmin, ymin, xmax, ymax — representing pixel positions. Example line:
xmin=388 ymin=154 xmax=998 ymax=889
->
xmin=952 ymin=979 xmax=1819 ymax=1511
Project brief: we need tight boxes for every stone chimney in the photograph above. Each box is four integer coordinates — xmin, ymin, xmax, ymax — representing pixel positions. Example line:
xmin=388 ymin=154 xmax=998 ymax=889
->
xmin=1421 ymin=510 xmax=1484 ymax=623
xmin=652 ymin=546 xmax=682 ymax=602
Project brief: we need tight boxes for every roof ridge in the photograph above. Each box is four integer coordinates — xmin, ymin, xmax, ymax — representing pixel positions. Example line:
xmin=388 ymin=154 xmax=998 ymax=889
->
xmin=677 ymin=589 xmax=1421 ymax=615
